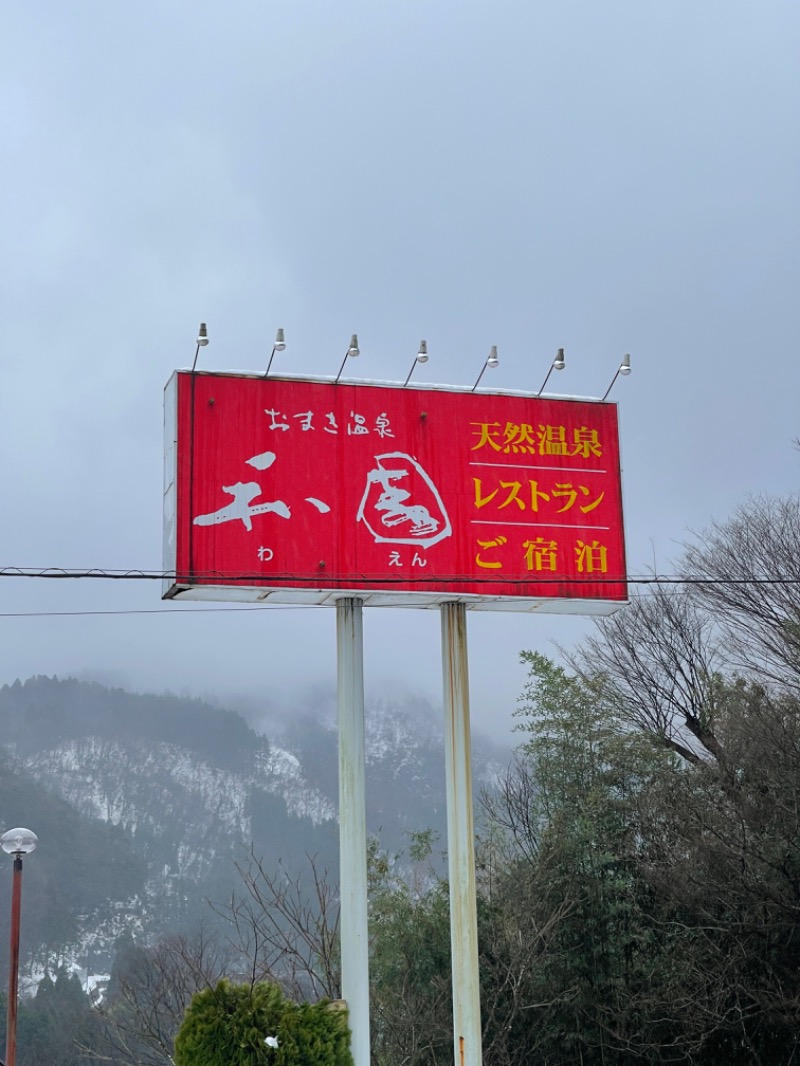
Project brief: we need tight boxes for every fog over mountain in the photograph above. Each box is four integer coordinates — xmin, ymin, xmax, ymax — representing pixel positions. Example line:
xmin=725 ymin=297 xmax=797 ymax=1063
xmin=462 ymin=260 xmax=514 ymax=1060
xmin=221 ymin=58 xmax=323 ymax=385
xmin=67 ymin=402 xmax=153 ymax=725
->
xmin=0 ymin=675 xmax=508 ymax=987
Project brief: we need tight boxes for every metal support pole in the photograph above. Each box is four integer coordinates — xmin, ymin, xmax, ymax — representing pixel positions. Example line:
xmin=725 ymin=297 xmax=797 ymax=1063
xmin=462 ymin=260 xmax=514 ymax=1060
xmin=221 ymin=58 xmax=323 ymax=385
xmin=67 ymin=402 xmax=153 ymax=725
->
xmin=337 ymin=597 xmax=370 ymax=1066
xmin=441 ymin=602 xmax=482 ymax=1066
xmin=6 ymin=855 xmax=23 ymax=1066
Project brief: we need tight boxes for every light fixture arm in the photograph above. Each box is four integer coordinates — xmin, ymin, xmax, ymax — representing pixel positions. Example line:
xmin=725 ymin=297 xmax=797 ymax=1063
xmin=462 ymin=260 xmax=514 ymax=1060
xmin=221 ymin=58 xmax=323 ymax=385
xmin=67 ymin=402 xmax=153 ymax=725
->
xmin=601 ymin=369 xmax=621 ymax=402
xmin=334 ymin=350 xmax=350 ymax=384
xmin=472 ymin=364 xmax=488 ymax=391
xmin=537 ymin=365 xmax=554 ymax=395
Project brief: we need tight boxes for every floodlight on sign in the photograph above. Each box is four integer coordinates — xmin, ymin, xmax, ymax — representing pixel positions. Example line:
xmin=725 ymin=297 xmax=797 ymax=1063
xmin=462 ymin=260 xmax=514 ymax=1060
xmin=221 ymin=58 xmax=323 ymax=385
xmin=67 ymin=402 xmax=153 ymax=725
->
xmin=471 ymin=346 xmax=498 ymax=391
xmin=602 ymin=353 xmax=632 ymax=400
xmin=191 ymin=323 xmax=209 ymax=372
xmin=335 ymin=335 xmax=360 ymax=383
xmin=265 ymin=328 xmax=287 ymax=377
xmin=538 ymin=348 xmax=565 ymax=395
xmin=404 ymin=341 xmax=429 ymax=387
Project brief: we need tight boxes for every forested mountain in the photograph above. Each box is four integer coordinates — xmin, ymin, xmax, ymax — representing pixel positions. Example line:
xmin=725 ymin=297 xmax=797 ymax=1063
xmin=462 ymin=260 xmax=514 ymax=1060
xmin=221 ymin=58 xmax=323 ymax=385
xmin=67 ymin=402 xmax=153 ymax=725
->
xmin=0 ymin=675 xmax=504 ymax=982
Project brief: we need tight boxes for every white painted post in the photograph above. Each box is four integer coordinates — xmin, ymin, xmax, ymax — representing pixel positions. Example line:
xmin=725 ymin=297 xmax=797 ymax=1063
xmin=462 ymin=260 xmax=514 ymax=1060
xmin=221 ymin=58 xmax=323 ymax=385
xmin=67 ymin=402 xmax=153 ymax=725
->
xmin=337 ymin=597 xmax=370 ymax=1066
xmin=441 ymin=602 xmax=483 ymax=1066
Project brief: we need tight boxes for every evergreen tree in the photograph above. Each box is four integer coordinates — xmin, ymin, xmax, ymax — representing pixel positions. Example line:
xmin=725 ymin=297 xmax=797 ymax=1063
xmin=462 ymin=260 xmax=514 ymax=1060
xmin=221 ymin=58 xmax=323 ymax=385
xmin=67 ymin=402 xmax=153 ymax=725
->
xmin=174 ymin=979 xmax=353 ymax=1066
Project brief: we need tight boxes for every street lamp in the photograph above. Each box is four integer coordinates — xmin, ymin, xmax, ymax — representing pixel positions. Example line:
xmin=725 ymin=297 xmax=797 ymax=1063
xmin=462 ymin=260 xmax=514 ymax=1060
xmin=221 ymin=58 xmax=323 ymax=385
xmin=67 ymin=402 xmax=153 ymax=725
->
xmin=2 ymin=829 xmax=37 ymax=1066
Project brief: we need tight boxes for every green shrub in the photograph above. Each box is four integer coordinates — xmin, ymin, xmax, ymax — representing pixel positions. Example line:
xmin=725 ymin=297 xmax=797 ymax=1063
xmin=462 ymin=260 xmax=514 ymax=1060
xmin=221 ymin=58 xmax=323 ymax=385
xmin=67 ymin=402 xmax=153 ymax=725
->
xmin=174 ymin=979 xmax=353 ymax=1066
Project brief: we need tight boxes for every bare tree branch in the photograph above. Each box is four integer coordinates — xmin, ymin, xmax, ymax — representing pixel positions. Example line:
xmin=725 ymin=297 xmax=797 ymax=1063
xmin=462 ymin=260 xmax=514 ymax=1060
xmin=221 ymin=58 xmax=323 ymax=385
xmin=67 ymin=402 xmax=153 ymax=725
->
xmin=213 ymin=847 xmax=341 ymax=1002
xmin=684 ymin=494 xmax=800 ymax=692
xmin=569 ymin=584 xmax=726 ymax=763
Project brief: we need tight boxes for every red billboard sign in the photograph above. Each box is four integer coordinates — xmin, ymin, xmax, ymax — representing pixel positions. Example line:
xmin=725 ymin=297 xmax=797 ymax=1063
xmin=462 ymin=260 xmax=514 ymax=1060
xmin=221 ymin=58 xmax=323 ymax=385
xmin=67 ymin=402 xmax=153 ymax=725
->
xmin=163 ymin=372 xmax=627 ymax=612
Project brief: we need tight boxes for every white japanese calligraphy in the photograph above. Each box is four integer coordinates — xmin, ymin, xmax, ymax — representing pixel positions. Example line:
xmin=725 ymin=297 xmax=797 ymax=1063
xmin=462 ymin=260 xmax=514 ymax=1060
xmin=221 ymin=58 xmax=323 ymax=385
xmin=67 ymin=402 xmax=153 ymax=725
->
xmin=305 ymin=497 xmax=331 ymax=513
xmin=264 ymin=409 xmax=289 ymax=431
xmin=246 ymin=451 xmax=276 ymax=471
xmin=356 ymin=453 xmax=452 ymax=549
xmin=348 ymin=412 xmax=369 ymax=436
xmin=193 ymin=482 xmax=291 ymax=532
xmin=374 ymin=413 xmax=394 ymax=439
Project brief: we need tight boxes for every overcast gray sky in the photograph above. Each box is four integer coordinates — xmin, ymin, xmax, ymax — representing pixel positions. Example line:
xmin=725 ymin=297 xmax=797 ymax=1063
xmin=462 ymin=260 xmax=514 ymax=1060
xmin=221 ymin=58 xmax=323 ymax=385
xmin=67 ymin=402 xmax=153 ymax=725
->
xmin=1 ymin=1 xmax=798 ymax=739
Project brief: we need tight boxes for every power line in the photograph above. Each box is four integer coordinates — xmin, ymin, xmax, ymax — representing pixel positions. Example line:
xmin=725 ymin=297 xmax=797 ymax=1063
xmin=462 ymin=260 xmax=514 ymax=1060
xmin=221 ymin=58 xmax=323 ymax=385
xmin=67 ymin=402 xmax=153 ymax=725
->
xmin=0 ymin=567 xmax=798 ymax=587
xmin=0 ymin=568 xmax=797 ymax=622
xmin=0 ymin=606 xmax=307 ymax=619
